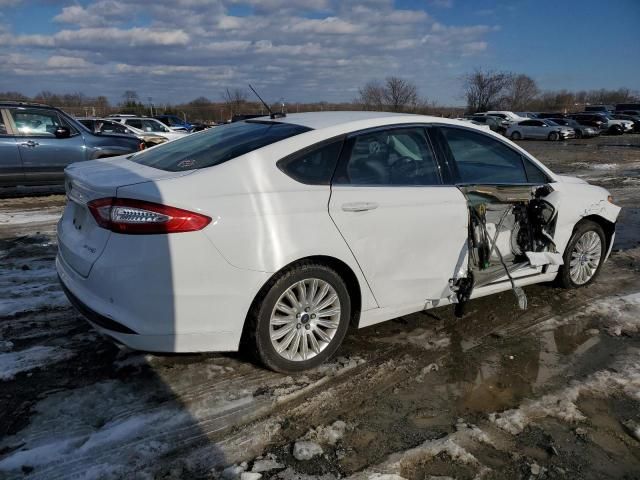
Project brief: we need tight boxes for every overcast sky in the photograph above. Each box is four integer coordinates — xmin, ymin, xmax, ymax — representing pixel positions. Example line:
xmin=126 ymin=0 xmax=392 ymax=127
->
xmin=1 ymin=0 xmax=638 ymax=106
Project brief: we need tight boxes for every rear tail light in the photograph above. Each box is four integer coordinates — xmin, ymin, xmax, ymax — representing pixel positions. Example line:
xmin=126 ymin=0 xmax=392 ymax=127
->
xmin=139 ymin=142 xmax=146 ymax=151
xmin=87 ymin=198 xmax=211 ymax=234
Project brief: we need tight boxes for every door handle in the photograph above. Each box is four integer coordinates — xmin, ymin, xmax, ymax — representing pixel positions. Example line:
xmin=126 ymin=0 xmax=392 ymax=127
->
xmin=341 ymin=202 xmax=379 ymax=212
xmin=20 ymin=140 xmax=39 ymax=148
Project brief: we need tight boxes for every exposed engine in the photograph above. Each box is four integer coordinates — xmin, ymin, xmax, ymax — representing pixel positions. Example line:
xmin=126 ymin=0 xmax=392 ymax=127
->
xmin=454 ymin=184 xmax=558 ymax=316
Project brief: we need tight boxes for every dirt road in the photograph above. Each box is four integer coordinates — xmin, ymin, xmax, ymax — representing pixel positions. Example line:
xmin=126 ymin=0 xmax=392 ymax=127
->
xmin=1 ymin=135 xmax=639 ymax=479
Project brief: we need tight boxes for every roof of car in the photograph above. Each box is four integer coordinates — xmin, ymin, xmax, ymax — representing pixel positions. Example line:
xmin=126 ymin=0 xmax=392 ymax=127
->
xmin=260 ymin=111 xmax=479 ymax=132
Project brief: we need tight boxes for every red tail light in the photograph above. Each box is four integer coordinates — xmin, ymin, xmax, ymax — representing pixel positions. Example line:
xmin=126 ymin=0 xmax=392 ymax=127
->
xmin=88 ymin=198 xmax=211 ymax=234
xmin=139 ymin=142 xmax=146 ymax=151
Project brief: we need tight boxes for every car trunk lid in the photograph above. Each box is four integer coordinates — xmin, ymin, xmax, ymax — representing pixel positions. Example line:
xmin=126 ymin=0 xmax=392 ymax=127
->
xmin=57 ymin=156 xmax=191 ymax=277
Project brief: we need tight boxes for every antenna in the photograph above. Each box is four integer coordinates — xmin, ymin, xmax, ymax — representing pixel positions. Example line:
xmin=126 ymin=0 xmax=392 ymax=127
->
xmin=248 ymin=84 xmax=285 ymax=119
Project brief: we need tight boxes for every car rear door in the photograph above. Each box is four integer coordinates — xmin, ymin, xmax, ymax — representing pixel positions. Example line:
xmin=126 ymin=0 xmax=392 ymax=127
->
xmin=8 ymin=107 xmax=87 ymax=185
xmin=328 ymin=126 xmax=468 ymax=309
xmin=0 ymin=108 xmax=25 ymax=187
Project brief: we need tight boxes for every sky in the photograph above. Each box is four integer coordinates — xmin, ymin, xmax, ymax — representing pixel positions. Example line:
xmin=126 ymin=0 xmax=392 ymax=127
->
xmin=0 ymin=0 xmax=638 ymax=106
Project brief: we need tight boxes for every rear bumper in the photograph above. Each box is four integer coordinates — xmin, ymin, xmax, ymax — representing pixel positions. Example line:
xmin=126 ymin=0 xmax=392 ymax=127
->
xmin=56 ymin=230 xmax=271 ymax=353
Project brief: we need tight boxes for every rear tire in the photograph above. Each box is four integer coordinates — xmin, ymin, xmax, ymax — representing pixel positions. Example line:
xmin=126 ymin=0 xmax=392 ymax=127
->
xmin=510 ymin=131 xmax=522 ymax=140
xmin=557 ymin=220 xmax=606 ymax=289
xmin=247 ymin=263 xmax=351 ymax=373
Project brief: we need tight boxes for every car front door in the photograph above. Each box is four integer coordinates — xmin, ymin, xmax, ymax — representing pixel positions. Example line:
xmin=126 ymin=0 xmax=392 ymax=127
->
xmin=8 ymin=107 xmax=87 ymax=185
xmin=0 ymin=109 xmax=25 ymax=187
xmin=328 ymin=126 xmax=468 ymax=309
xmin=521 ymin=120 xmax=542 ymax=139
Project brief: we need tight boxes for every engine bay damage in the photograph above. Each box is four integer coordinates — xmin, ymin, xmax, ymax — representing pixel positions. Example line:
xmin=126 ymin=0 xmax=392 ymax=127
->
xmin=452 ymin=184 xmax=560 ymax=316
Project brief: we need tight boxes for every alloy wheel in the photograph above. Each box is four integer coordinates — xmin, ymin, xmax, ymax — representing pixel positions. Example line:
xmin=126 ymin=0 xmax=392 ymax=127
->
xmin=269 ymin=278 xmax=341 ymax=361
xmin=569 ymin=231 xmax=602 ymax=285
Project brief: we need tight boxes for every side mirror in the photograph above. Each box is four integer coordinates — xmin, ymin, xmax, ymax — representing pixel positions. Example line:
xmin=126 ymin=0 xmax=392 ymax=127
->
xmin=54 ymin=126 xmax=71 ymax=139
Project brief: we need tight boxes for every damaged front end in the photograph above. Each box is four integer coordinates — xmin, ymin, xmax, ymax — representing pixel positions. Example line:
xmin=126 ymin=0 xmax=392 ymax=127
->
xmin=452 ymin=184 xmax=560 ymax=316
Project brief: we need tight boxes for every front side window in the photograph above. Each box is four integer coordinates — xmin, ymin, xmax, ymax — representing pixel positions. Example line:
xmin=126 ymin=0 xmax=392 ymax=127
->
xmin=335 ymin=127 xmax=441 ymax=186
xmin=130 ymin=120 xmax=311 ymax=172
xmin=278 ymin=139 xmax=343 ymax=185
xmin=10 ymin=109 xmax=63 ymax=136
xmin=440 ymin=127 xmax=528 ymax=184
xmin=125 ymin=119 xmax=142 ymax=129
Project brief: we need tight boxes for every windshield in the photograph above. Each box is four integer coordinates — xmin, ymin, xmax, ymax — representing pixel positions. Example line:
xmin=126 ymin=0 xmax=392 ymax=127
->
xmin=130 ymin=120 xmax=311 ymax=171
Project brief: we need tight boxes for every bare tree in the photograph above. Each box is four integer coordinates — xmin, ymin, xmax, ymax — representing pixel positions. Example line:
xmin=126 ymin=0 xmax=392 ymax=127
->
xmin=357 ymin=81 xmax=385 ymax=110
xmin=122 ymin=90 xmax=139 ymax=105
xmin=357 ymin=77 xmax=418 ymax=112
xmin=503 ymin=74 xmax=539 ymax=111
xmin=383 ymin=77 xmax=418 ymax=112
xmin=462 ymin=68 xmax=513 ymax=113
xmin=223 ymin=88 xmax=248 ymax=116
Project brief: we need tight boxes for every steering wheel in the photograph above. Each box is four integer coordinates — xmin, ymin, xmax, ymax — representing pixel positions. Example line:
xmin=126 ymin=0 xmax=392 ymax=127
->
xmin=390 ymin=156 xmax=419 ymax=184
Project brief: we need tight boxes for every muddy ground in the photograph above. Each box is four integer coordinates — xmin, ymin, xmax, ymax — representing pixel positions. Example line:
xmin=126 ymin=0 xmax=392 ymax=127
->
xmin=0 ymin=134 xmax=639 ymax=480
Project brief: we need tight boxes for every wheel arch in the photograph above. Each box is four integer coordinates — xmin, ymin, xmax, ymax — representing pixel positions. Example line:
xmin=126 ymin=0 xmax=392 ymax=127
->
xmin=574 ymin=214 xmax=615 ymax=254
xmin=241 ymin=255 xmax=363 ymax=344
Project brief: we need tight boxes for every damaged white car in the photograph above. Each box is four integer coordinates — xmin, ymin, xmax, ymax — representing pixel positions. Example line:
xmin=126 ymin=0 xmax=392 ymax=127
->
xmin=56 ymin=112 xmax=620 ymax=372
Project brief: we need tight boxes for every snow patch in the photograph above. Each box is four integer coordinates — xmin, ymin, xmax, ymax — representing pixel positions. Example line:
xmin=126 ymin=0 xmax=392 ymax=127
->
xmin=0 ymin=345 xmax=74 ymax=381
xmin=590 ymin=163 xmax=617 ymax=170
xmin=302 ymin=420 xmax=349 ymax=446
xmin=347 ymin=432 xmax=489 ymax=480
xmin=292 ymin=441 xmax=323 ymax=461
xmin=533 ymin=292 xmax=640 ymax=337
xmin=0 ymin=209 xmax=61 ymax=226
xmin=0 ymin=256 xmax=68 ymax=317
xmin=489 ymin=349 xmax=640 ymax=434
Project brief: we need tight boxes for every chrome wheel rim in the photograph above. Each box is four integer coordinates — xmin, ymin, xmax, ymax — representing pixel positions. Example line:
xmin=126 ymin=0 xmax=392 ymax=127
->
xmin=569 ymin=231 xmax=602 ymax=285
xmin=269 ymin=278 xmax=341 ymax=361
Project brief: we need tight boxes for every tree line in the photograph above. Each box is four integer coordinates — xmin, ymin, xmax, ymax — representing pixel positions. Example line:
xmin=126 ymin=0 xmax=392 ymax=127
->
xmin=1 ymin=70 xmax=637 ymax=122
xmin=461 ymin=68 xmax=639 ymax=113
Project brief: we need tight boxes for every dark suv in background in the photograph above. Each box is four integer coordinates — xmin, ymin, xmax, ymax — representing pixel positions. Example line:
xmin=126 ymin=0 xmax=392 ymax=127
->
xmin=0 ymin=102 xmax=144 ymax=188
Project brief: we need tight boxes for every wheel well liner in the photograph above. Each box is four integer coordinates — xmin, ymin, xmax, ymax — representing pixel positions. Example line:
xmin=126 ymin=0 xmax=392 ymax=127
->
xmin=242 ymin=256 xmax=363 ymax=342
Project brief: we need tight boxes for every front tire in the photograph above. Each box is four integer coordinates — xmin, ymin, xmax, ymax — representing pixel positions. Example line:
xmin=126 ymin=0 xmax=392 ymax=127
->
xmin=248 ymin=263 xmax=351 ymax=373
xmin=510 ymin=131 xmax=522 ymax=140
xmin=575 ymin=130 xmax=583 ymax=139
xmin=548 ymin=131 xmax=560 ymax=141
xmin=557 ymin=220 xmax=606 ymax=288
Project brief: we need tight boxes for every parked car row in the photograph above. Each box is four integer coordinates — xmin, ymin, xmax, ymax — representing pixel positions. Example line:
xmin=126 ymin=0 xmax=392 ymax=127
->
xmin=466 ymin=104 xmax=640 ymax=141
xmin=0 ymin=101 xmax=145 ymax=187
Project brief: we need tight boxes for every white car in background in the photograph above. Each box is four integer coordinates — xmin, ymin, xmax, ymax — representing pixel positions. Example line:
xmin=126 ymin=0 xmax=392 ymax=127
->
xmin=109 ymin=116 xmax=189 ymax=142
xmin=506 ymin=119 xmax=576 ymax=141
xmin=57 ymin=112 xmax=620 ymax=372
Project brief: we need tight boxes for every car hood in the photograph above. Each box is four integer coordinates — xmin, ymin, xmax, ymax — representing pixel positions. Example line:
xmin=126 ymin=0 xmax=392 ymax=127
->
xmin=555 ymin=174 xmax=588 ymax=185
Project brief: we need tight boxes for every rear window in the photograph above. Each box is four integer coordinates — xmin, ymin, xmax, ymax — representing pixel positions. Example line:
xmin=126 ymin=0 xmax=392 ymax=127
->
xmin=130 ymin=121 xmax=311 ymax=171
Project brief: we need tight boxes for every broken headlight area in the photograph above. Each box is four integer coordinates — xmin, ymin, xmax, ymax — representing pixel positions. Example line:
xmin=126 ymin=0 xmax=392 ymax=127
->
xmin=453 ymin=184 xmax=559 ymax=317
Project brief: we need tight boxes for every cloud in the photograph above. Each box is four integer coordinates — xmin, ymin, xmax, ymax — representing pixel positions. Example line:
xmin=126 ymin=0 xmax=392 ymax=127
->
xmin=53 ymin=1 xmax=130 ymax=27
xmin=0 ymin=0 xmax=496 ymax=103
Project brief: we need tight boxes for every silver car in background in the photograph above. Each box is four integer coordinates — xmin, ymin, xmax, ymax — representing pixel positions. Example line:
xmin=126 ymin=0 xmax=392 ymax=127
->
xmin=507 ymin=119 xmax=575 ymax=141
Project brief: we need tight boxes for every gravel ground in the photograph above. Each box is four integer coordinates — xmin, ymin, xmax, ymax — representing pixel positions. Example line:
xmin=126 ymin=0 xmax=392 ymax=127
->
xmin=1 ymin=134 xmax=639 ymax=480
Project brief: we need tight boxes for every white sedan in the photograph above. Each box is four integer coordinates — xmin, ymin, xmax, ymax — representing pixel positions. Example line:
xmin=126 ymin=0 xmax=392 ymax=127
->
xmin=56 ymin=112 xmax=620 ymax=372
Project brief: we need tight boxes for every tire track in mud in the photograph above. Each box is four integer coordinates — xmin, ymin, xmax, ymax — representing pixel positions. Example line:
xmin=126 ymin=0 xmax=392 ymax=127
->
xmin=175 ymin=250 xmax=640 ymax=479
